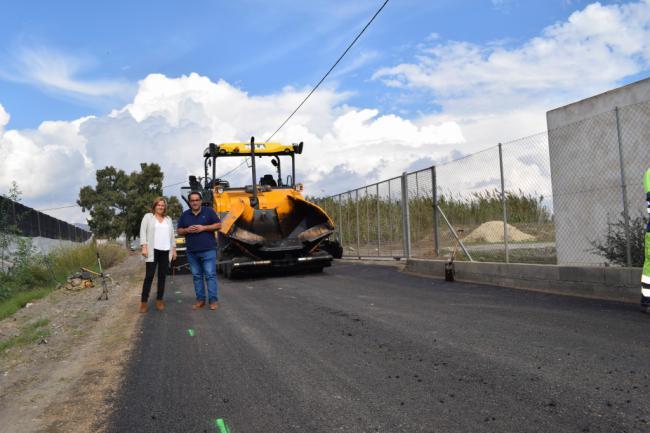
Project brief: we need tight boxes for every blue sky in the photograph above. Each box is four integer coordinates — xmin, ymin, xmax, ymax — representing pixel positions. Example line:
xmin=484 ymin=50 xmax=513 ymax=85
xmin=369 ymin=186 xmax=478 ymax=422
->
xmin=1 ymin=0 xmax=649 ymax=222
xmin=0 ymin=0 xmax=620 ymax=129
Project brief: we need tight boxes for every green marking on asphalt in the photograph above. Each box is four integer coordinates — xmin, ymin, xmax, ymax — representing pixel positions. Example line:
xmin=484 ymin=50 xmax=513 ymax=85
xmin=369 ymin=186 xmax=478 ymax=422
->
xmin=187 ymin=329 xmax=195 ymax=337
xmin=177 ymin=299 xmax=182 ymax=303
xmin=215 ymin=418 xmax=230 ymax=433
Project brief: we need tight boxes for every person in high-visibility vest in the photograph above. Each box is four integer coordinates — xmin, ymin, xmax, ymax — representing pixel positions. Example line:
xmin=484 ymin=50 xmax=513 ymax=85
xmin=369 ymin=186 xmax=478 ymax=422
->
xmin=642 ymin=168 xmax=650 ymax=313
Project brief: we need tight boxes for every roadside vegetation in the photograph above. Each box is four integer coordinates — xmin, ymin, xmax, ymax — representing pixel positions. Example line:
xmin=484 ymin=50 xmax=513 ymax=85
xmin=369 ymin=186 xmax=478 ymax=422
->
xmin=316 ymin=189 xmax=555 ymax=262
xmin=0 ymin=180 xmax=127 ymax=320
xmin=591 ymin=213 xmax=646 ymax=267
xmin=0 ymin=241 xmax=127 ymax=321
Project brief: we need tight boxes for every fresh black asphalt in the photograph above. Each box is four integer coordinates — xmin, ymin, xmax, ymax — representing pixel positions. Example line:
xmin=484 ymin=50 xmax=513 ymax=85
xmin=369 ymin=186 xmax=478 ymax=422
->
xmin=106 ymin=262 xmax=650 ymax=433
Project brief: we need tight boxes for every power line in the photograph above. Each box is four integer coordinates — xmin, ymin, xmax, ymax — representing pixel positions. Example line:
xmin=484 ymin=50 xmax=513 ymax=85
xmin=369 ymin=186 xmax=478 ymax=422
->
xmin=265 ymin=0 xmax=390 ymax=143
xmin=38 ymin=182 xmax=185 ymax=210
xmin=37 ymin=204 xmax=81 ymax=211
xmin=219 ymin=160 xmax=250 ymax=179
xmin=218 ymin=0 xmax=390 ymax=181
xmin=162 ymin=180 xmax=187 ymax=189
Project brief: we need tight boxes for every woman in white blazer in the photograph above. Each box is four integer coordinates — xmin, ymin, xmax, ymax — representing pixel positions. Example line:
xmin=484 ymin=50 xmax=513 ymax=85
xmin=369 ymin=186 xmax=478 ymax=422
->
xmin=139 ymin=197 xmax=176 ymax=312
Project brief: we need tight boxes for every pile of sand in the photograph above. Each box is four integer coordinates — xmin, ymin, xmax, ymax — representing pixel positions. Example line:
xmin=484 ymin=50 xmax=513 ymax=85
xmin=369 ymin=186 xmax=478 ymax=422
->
xmin=464 ymin=220 xmax=535 ymax=243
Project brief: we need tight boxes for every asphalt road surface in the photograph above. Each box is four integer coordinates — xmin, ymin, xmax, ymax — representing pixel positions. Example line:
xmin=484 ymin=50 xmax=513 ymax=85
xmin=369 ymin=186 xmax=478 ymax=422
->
xmin=106 ymin=262 xmax=650 ymax=433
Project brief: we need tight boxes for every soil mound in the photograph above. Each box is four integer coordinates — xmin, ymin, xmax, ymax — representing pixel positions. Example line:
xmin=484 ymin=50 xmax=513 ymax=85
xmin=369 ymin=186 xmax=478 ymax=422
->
xmin=464 ymin=221 xmax=535 ymax=243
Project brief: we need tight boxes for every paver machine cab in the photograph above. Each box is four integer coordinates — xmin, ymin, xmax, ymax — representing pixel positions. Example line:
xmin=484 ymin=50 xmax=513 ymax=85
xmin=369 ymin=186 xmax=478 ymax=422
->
xmin=182 ymin=137 xmax=342 ymax=279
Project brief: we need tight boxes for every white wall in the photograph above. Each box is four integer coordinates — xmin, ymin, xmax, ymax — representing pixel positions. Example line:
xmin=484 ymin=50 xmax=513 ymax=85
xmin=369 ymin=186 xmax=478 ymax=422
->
xmin=547 ymin=78 xmax=650 ymax=265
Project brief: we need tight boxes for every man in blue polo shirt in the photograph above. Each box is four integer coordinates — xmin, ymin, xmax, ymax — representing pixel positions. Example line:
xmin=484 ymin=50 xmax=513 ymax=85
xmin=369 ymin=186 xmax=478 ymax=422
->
xmin=177 ymin=191 xmax=221 ymax=310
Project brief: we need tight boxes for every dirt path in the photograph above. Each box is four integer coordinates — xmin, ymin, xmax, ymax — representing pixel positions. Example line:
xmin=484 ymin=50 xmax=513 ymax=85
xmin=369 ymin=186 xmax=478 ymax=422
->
xmin=0 ymin=254 xmax=145 ymax=433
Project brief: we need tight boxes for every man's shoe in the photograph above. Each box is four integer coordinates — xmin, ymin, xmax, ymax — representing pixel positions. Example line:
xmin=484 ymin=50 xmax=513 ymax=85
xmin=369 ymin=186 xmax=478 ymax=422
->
xmin=192 ymin=300 xmax=206 ymax=310
xmin=156 ymin=300 xmax=165 ymax=311
xmin=139 ymin=302 xmax=148 ymax=313
xmin=209 ymin=301 xmax=219 ymax=311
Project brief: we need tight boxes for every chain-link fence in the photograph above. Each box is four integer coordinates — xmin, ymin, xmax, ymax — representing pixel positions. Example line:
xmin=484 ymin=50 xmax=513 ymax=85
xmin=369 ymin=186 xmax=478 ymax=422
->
xmin=0 ymin=197 xmax=91 ymax=242
xmin=315 ymin=98 xmax=650 ymax=267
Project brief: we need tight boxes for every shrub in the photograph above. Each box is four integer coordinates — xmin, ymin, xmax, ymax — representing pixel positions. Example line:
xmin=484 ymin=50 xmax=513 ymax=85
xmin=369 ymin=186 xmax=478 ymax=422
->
xmin=0 ymin=240 xmax=127 ymax=311
xmin=48 ymin=241 xmax=127 ymax=281
xmin=591 ymin=213 xmax=646 ymax=267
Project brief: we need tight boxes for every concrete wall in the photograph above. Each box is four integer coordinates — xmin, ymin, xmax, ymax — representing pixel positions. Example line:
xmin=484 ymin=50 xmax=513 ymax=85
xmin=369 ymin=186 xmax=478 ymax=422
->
xmin=8 ymin=236 xmax=88 ymax=254
xmin=406 ymin=258 xmax=641 ymax=303
xmin=547 ymin=78 xmax=650 ymax=265
xmin=0 ymin=236 xmax=90 ymax=269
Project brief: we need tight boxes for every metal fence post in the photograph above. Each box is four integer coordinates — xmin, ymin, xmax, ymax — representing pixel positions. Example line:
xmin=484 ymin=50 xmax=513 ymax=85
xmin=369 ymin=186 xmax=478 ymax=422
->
xmin=376 ymin=183 xmax=381 ymax=256
xmin=498 ymin=143 xmax=510 ymax=263
xmin=36 ymin=212 xmax=42 ymax=237
xmin=431 ymin=166 xmax=440 ymax=256
xmin=614 ymin=107 xmax=633 ymax=267
xmin=338 ymin=194 xmax=344 ymax=249
xmin=415 ymin=172 xmax=419 ymax=250
xmin=366 ymin=187 xmax=370 ymax=256
xmin=387 ymin=181 xmax=392 ymax=255
xmin=401 ymin=172 xmax=411 ymax=258
xmin=355 ymin=189 xmax=361 ymax=259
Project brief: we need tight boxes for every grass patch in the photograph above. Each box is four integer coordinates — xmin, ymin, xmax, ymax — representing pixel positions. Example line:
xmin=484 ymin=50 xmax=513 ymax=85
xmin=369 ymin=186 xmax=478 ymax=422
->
xmin=0 ymin=241 xmax=127 ymax=320
xmin=315 ymin=188 xmax=553 ymax=249
xmin=0 ymin=287 xmax=52 ymax=321
xmin=48 ymin=242 xmax=128 ymax=282
xmin=0 ymin=318 xmax=50 ymax=355
xmin=459 ymin=246 xmax=557 ymax=264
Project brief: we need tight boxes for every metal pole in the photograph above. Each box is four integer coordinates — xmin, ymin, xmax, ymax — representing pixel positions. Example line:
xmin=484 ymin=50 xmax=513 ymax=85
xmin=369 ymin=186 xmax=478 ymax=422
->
xmin=415 ymin=172 xmax=420 ymax=254
xmin=431 ymin=166 xmax=440 ymax=256
xmin=498 ymin=143 xmax=510 ymax=263
xmin=387 ymin=181 xmax=392 ymax=256
xmin=376 ymin=183 xmax=380 ymax=256
xmin=249 ymin=136 xmax=259 ymax=208
xmin=36 ymin=212 xmax=41 ymax=237
xmin=615 ymin=107 xmax=633 ymax=267
xmin=437 ymin=204 xmax=473 ymax=261
xmin=338 ymin=194 xmax=344 ymax=249
xmin=401 ymin=172 xmax=412 ymax=258
xmin=355 ymin=190 xmax=361 ymax=259
xmin=366 ymin=187 xmax=370 ymax=257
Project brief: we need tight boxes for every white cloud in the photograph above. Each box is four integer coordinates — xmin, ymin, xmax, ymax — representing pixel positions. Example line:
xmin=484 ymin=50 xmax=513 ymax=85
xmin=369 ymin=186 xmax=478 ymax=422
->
xmin=354 ymin=1 xmax=650 ymax=204
xmin=0 ymin=46 xmax=133 ymax=100
xmin=0 ymin=109 xmax=91 ymax=201
xmin=0 ymin=104 xmax=9 ymax=129
xmin=373 ymin=1 xmax=650 ymax=145
xmin=0 ymin=73 xmax=465 ymax=223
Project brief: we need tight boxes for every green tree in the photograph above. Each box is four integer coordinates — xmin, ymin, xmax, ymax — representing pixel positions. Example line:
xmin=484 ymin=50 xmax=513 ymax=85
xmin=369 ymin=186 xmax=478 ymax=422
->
xmin=78 ymin=166 xmax=129 ymax=240
xmin=78 ymin=163 xmax=177 ymax=245
xmin=167 ymin=196 xmax=183 ymax=221
xmin=123 ymin=163 xmax=165 ymax=241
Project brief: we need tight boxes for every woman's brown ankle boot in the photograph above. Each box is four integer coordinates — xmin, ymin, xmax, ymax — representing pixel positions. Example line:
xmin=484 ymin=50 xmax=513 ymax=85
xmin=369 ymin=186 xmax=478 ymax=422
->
xmin=155 ymin=300 xmax=165 ymax=311
xmin=139 ymin=302 xmax=148 ymax=313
